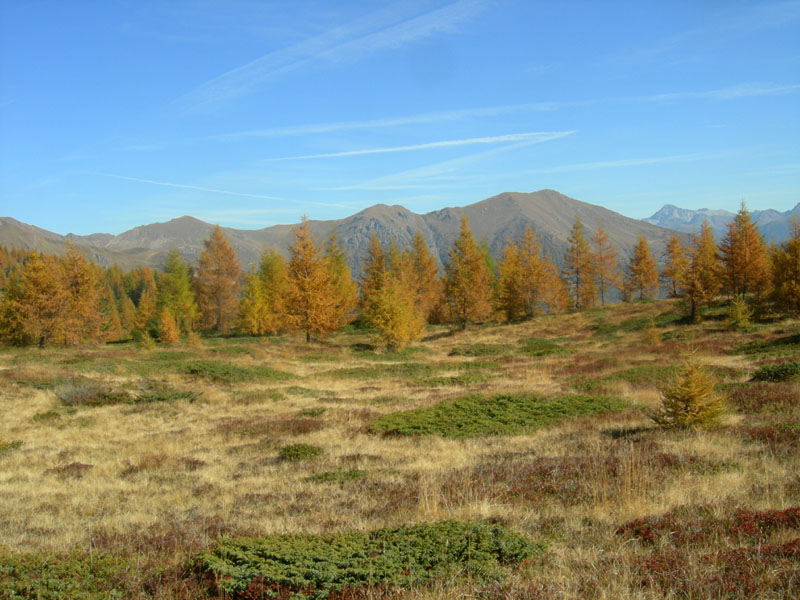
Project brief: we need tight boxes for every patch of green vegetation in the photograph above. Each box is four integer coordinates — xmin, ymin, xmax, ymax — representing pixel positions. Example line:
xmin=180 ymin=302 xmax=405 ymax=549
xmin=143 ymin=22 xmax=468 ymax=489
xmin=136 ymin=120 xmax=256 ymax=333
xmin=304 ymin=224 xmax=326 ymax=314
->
xmin=0 ymin=440 xmax=22 ymax=456
xmin=0 ymin=371 xmax=76 ymax=390
xmin=300 ymin=407 xmax=327 ymax=417
xmin=32 ymin=407 xmax=77 ymax=422
xmin=211 ymin=344 xmax=253 ymax=356
xmin=449 ymin=343 xmax=513 ymax=357
xmin=752 ymin=361 xmax=800 ymax=382
xmin=325 ymin=362 xmax=438 ymax=380
xmin=739 ymin=334 xmax=800 ymax=357
xmin=286 ymin=386 xmax=326 ymax=397
xmin=369 ymin=393 xmax=626 ymax=438
xmin=352 ymin=345 xmax=433 ymax=361
xmin=53 ymin=380 xmax=197 ymax=407
xmin=194 ymin=520 xmax=540 ymax=599
xmin=182 ymin=360 xmax=292 ymax=383
xmin=0 ymin=552 xmax=132 ymax=599
xmin=278 ymin=443 xmax=323 ymax=461
xmin=306 ymin=468 xmax=367 ymax=484
xmin=370 ymin=395 xmax=402 ymax=405
xmin=592 ymin=311 xmax=683 ymax=339
xmin=573 ymin=364 xmax=675 ymax=392
xmin=517 ymin=337 xmax=571 ymax=357
xmin=416 ymin=371 xmax=496 ymax=387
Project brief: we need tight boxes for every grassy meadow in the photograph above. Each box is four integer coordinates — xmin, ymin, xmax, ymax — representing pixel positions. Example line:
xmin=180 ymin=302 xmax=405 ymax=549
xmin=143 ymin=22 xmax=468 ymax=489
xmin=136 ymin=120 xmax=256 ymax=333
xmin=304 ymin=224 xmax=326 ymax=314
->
xmin=1 ymin=298 xmax=799 ymax=598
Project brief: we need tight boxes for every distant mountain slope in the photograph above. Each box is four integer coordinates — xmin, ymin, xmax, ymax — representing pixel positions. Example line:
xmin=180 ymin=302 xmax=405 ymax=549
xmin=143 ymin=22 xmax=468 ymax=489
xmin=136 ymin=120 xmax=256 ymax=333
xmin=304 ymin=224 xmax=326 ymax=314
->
xmin=644 ymin=203 xmax=800 ymax=242
xmin=3 ymin=190 xmax=685 ymax=275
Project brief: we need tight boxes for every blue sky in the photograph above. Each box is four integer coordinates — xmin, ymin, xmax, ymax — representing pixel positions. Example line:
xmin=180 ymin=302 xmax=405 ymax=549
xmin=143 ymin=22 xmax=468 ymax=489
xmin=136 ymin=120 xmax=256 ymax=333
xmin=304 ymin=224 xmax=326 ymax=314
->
xmin=1 ymin=0 xmax=798 ymax=235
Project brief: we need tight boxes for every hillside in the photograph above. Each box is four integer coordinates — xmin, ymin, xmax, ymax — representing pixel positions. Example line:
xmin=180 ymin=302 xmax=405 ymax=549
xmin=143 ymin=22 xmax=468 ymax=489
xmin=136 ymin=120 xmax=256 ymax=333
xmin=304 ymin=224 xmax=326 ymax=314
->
xmin=1 ymin=298 xmax=798 ymax=598
xmin=1 ymin=190 xmax=683 ymax=274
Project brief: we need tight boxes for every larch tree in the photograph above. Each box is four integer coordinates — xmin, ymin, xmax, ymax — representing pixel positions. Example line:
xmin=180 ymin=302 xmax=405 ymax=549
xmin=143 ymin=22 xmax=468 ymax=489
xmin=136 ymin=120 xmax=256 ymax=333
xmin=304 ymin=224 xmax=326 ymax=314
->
xmin=119 ymin=294 xmax=136 ymax=335
xmin=60 ymin=243 xmax=101 ymax=344
xmin=324 ymin=230 xmax=357 ymax=326
xmin=625 ymin=235 xmax=659 ymax=300
xmin=0 ymin=252 xmax=69 ymax=347
xmin=563 ymin=217 xmax=597 ymax=310
xmin=359 ymin=233 xmax=386 ymax=314
xmin=158 ymin=248 xmax=197 ymax=333
xmin=363 ymin=268 xmax=424 ymax=351
xmin=496 ymin=242 xmax=525 ymax=321
xmin=134 ymin=281 xmax=157 ymax=335
xmin=661 ymin=234 xmax=689 ymax=298
xmin=98 ymin=280 xmax=123 ymax=342
xmin=408 ymin=230 xmax=441 ymax=321
xmin=193 ymin=225 xmax=242 ymax=334
xmin=592 ymin=226 xmax=621 ymax=305
xmin=285 ymin=216 xmax=341 ymax=342
xmin=157 ymin=306 xmax=180 ymax=345
xmin=683 ymin=221 xmax=723 ymax=322
xmin=769 ymin=221 xmax=800 ymax=315
xmin=719 ymin=201 xmax=769 ymax=298
xmin=238 ymin=267 xmax=273 ymax=335
xmin=444 ymin=214 xmax=493 ymax=329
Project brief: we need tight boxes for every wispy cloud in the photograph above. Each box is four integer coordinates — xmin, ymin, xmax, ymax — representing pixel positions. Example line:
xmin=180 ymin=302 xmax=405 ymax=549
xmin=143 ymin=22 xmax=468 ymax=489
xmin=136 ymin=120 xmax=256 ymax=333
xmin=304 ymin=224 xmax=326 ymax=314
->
xmin=630 ymin=83 xmax=800 ymax=103
xmin=523 ymin=152 xmax=728 ymax=175
xmin=212 ymin=82 xmax=797 ymax=142
xmin=176 ymin=0 xmax=486 ymax=110
xmin=265 ymin=131 xmax=575 ymax=161
xmin=332 ymin=133 xmax=574 ymax=191
xmin=95 ymin=173 xmax=285 ymax=201
xmin=213 ymin=102 xmax=557 ymax=140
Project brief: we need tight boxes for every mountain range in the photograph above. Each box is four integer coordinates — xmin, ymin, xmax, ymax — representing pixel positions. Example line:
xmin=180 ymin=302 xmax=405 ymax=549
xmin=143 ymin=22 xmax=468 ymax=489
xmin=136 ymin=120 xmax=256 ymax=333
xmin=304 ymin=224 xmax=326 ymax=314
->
xmin=0 ymin=190 xmax=710 ymax=275
xmin=644 ymin=203 xmax=800 ymax=242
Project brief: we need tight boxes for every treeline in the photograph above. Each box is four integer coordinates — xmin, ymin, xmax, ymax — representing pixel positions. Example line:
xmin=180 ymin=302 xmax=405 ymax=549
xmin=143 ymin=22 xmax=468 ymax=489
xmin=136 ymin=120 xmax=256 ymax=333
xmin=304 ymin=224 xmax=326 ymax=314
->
xmin=1 ymin=205 xmax=798 ymax=349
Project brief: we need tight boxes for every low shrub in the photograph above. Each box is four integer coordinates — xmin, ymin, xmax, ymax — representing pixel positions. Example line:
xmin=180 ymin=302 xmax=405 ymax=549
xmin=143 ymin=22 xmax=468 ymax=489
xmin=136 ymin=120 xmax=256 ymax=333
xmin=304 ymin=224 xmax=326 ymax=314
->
xmin=752 ymin=361 xmax=800 ymax=382
xmin=369 ymin=393 xmax=626 ymax=438
xmin=182 ymin=360 xmax=292 ymax=383
xmin=517 ymin=337 xmax=571 ymax=357
xmin=0 ymin=552 xmax=131 ymax=599
xmin=449 ymin=344 xmax=513 ymax=357
xmin=306 ymin=468 xmax=367 ymax=484
xmin=278 ymin=443 xmax=323 ymax=461
xmin=0 ymin=440 xmax=22 ymax=456
xmin=325 ymin=362 xmax=437 ymax=380
xmin=193 ymin=520 xmax=540 ymax=599
xmin=54 ymin=382 xmax=129 ymax=407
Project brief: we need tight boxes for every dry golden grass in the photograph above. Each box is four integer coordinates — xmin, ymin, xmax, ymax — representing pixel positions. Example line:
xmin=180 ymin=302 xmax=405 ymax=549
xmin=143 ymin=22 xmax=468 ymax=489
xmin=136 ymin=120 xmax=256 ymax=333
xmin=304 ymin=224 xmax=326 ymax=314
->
xmin=1 ymin=298 xmax=798 ymax=598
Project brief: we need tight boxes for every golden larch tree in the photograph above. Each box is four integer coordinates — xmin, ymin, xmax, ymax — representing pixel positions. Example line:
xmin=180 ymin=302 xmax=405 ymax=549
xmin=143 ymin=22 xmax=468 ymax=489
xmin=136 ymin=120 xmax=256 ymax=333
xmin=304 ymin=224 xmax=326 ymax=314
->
xmin=444 ymin=214 xmax=493 ymax=329
xmin=158 ymin=248 xmax=197 ymax=333
xmin=324 ymin=230 xmax=357 ymax=326
xmin=193 ymin=225 xmax=242 ymax=334
xmin=60 ymin=242 xmax=101 ymax=344
xmin=683 ymin=221 xmax=723 ymax=322
xmin=408 ymin=230 xmax=441 ymax=322
xmin=238 ymin=268 xmax=273 ymax=335
xmin=592 ymin=226 xmax=621 ymax=305
xmin=661 ymin=234 xmax=689 ymax=298
xmin=563 ymin=217 xmax=597 ymax=309
xmin=719 ymin=201 xmax=769 ymax=298
xmin=769 ymin=221 xmax=800 ymax=315
xmin=98 ymin=280 xmax=123 ymax=342
xmin=134 ymin=281 xmax=157 ymax=335
xmin=625 ymin=235 xmax=659 ymax=300
xmin=496 ymin=242 xmax=525 ymax=321
xmin=0 ymin=252 xmax=69 ymax=346
xmin=157 ymin=306 xmax=180 ymax=345
xmin=359 ymin=233 xmax=386 ymax=314
xmin=285 ymin=216 xmax=342 ymax=342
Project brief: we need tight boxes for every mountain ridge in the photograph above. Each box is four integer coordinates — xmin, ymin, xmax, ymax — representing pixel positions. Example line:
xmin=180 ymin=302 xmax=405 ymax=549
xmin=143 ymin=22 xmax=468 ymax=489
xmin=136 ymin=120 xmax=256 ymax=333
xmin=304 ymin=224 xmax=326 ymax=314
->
xmin=644 ymin=202 xmax=799 ymax=241
xmin=3 ymin=190 xmax=691 ymax=274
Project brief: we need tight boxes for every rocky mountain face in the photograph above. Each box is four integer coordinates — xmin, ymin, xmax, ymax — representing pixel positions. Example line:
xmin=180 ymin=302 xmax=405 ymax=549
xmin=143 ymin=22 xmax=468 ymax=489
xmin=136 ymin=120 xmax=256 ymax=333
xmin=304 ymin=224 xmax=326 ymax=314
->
xmin=644 ymin=203 xmax=800 ymax=242
xmin=3 ymin=190 xmax=686 ymax=276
